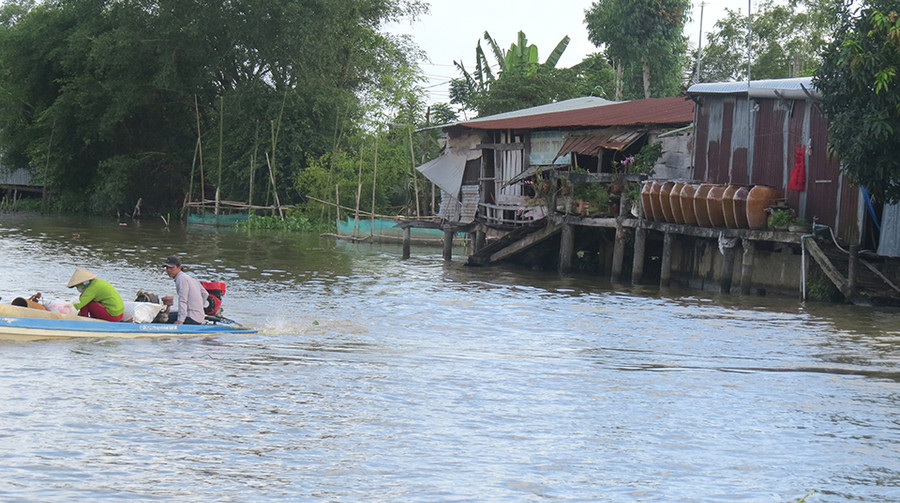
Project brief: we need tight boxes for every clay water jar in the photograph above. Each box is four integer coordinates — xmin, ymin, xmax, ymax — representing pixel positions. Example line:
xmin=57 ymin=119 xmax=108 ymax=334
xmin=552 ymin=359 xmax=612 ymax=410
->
xmin=659 ymin=181 xmax=676 ymax=223
xmin=670 ymin=182 xmax=686 ymax=223
xmin=649 ymin=181 xmax=664 ymax=221
xmin=732 ymin=185 xmax=750 ymax=228
xmin=680 ymin=183 xmax=698 ymax=225
xmin=640 ymin=181 xmax=655 ymax=220
xmin=746 ymin=185 xmax=783 ymax=229
xmin=706 ymin=185 xmax=727 ymax=228
xmin=693 ymin=184 xmax=715 ymax=227
xmin=722 ymin=185 xmax=740 ymax=229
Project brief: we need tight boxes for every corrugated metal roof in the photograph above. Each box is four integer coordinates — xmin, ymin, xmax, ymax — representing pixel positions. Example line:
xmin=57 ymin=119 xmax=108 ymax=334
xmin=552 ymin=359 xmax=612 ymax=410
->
xmin=687 ymin=77 xmax=820 ymax=99
xmin=555 ymin=129 xmax=645 ymax=159
xmin=459 ymin=96 xmax=693 ymax=130
xmin=462 ymin=96 xmax=620 ymax=125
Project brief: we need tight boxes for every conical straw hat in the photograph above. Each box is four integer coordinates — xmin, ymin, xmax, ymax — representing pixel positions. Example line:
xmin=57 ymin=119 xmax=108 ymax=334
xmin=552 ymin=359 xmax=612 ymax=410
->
xmin=67 ymin=268 xmax=98 ymax=288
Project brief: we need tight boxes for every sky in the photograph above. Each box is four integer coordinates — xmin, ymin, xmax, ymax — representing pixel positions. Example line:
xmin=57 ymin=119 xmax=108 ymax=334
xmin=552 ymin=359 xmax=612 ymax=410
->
xmin=386 ymin=0 xmax=739 ymax=107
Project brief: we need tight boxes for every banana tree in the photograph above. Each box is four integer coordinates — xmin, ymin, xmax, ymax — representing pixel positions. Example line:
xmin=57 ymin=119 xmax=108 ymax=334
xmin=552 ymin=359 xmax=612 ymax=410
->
xmin=483 ymin=30 xmax=570 ymax=74
xmin=452 ymin=40 xmax=495 ymax=99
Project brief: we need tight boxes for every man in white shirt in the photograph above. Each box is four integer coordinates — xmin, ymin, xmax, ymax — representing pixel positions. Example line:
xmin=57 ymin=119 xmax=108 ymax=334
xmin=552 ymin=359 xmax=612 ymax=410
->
xmin=163 ymin=256 xmax=209 ymax=325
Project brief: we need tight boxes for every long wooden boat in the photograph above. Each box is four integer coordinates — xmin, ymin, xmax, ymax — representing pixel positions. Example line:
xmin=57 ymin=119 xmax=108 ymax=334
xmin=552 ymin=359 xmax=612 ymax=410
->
xmin=331 ymin=216 xmax=465 ymax=245
xmin=0 ymin=304 xmax=256 ymax=342
xmin=187 ymin=212 xmax=249 ymax=227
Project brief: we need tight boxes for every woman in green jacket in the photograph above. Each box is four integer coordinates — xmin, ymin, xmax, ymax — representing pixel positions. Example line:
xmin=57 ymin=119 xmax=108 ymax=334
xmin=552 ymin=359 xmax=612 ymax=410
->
xmin=67 ymin=268 xmax=124 ymax=322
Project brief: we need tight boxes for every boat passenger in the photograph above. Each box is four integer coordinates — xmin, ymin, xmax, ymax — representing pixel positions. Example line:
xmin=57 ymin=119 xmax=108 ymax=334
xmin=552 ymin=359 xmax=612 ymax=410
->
xmin=163 ymin=256 xmax=209 ymax=325
xmin=67 ymin=268 xmax=125 ymax=321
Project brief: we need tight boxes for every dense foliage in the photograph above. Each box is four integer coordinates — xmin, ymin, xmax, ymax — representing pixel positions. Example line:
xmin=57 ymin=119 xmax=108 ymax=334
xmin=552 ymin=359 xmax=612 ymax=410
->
xmin=584 ymin=0 xmax=690 ymax=99
xmin=3 ymin=0 xmax=895 ymax=216
xmin=695 ymin=0 xmax=845 ymax=83
xmin=816 ymin=2 xmax=900 ymax=204
xmin=0 ymin=0 xmax=428 ymax=215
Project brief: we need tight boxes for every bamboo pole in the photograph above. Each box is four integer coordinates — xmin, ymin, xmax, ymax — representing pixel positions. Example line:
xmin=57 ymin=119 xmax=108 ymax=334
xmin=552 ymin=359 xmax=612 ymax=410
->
xmin=265 ymin=152 xmax=283 ymax=219
xmin=194 ymin=95 xmax=205 ymax=204
xmin=408 ymin=126 xmax=420 ymax=217
xmin=354 ymin=147 xmax=364 ymax=237
xmin=308 ymin=196 xmax=398 ymax=219
xmin=41 ymin=118 xmax=55 ymax=214
xmin=266 ymin=92 xmax=288 ymax=220
xmin=187 ymin=138 xmax=199 ymax=216
xmin=335 ymin=184 xmax=341 ymax=232
xmin=249 ymin=121 xmax=259 ymax=209
xmin=371 ymin=129 xmax=379 ymax=238
xmin=217 ymin=95 xmax=223 ymax=213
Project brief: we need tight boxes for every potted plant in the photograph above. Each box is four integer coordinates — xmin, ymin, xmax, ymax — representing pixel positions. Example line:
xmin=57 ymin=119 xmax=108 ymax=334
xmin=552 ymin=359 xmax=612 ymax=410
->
xmin=573 ymin=180 xmax=610 ymax=216
xmin=768 ymin=208 xmax=793 ymax=230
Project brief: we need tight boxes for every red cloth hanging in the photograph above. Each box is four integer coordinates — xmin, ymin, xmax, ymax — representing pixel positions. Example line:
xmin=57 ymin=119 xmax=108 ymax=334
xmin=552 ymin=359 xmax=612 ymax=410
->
xmin=788 ymin=145 xmax=806 ymax=191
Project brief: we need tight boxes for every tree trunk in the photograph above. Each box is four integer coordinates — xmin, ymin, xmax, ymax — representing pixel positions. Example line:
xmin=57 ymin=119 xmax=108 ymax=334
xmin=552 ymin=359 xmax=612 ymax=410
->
xmin=615 ymin=61 xmax=623 ymax=100
xmin=642 ymin=59 xmax=651 ymax=98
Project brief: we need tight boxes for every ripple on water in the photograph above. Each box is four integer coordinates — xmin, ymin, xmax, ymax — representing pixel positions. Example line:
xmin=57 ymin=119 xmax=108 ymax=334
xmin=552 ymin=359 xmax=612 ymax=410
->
xmin=0 ymin=214 xmax=899 ymax=502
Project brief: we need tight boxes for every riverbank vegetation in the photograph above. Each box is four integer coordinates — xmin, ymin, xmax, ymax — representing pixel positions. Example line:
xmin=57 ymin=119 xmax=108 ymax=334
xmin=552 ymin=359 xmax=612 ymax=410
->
xmin=0 ymin=0 xmax=897 ymax=219
xmin=0 ymin=0 xmax=437 ymax=219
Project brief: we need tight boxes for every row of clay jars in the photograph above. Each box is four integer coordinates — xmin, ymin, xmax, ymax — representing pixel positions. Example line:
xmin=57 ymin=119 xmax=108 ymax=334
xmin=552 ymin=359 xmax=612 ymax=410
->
xmin=640 ymin=181 xmax=783 ymax=230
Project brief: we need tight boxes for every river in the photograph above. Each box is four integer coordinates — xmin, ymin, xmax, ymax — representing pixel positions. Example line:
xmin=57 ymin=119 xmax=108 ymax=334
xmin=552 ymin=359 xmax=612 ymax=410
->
xmin=1 ymin=213 xmax=898 ymax=502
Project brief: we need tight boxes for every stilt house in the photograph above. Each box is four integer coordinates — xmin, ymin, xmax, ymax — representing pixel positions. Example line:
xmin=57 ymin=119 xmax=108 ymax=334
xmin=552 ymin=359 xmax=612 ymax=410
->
xmin=418 ymin=96 xmax=694 ymax=228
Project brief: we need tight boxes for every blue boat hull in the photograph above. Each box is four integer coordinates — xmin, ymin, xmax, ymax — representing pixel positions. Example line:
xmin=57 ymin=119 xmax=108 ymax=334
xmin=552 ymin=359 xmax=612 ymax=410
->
xmin=0 ymin=305 xmax=256 ymax=341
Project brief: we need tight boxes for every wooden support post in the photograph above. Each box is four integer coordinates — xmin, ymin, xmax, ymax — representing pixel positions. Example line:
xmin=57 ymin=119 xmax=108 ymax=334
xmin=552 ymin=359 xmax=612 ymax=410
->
xmin=660 ymin=231 xmax=673 ymax=287
xmin=559 ymin=219 xmax=574 ymax=274
xmin=611 ymin=223 xmax=626 ymax=282
xmin=848 ymin=244 xmax=859 ymax=296
xmin=475 ymin=230 xmax=486 ymax=253
xmin=740 ymin=238 xmax=755 ymax=295
xmin=442 ymin=228 xmax=454 ymax=262
xmin=632 ymin=226 xmax=647 ymax=285
xmin=720 ymin=245 xmax=737 ymax=294
xmin=467 ymin=231 xmax=477 ymax=256
xmin=402 ymin=227 xmax=411 ymax=260
xmin=611 ymin=195 xmax=630 ymax=282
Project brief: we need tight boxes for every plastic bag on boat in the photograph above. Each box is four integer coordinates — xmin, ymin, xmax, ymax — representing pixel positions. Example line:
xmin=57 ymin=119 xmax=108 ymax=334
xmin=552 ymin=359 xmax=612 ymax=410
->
xmin=122 ymin=301 xmax=166 ymax=323
xmin=46 ymin=301 xmax=77 ymax=315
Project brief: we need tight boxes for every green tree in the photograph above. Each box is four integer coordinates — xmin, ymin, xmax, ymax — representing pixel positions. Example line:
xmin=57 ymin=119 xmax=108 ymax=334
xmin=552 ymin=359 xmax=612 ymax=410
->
xmin=427 ymin=103 xmax=458 ymax=126
xmin=570 ymin=53 xmax=618 ymax=99
xmin=585 ymin=0 xmax=690 ymax=99
xmin=0 ymin=0 xmax=427 ymax=214
xmin=473 ymin=65 xmax=581 ymax=116
xmin=815 ymin=2 xmax=900 ymax=203
xmin=695 ymin=0 xmax=844 ymax=83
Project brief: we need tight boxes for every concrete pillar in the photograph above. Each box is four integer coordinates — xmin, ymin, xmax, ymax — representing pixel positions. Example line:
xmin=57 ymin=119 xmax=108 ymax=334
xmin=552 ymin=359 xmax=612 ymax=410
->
xmin=475 ymin=230 xmax=486 ymax=252
xmin=720 ymin=245 xmax=736 ymax=294
xmin=402 ymin=227 xmax=411 ymax=260
xmin=611 ymin=224 xmax=626 ymax=282
xmin=559 ymin=219 xmax=574 ymax=274
xmin=442 ymin=228 xmax=454 ymax=261
xmin=660 ymin=231 xmax=674 ymax=287
xmin=740 ymin=238 xmax=755 ymax=295
xmin=632 ymin=226 xmax=647 ymax=285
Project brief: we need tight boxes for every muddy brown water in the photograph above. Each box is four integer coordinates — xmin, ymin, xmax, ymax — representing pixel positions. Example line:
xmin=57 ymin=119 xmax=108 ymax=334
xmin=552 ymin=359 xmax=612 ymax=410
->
xmin=1 ymin=213 xmax=899 ymax=502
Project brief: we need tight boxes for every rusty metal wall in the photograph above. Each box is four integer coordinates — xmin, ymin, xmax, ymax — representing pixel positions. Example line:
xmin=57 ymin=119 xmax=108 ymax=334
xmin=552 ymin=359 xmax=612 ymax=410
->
xmin=693 ymin=100 xmax=710 ymax=180
xmin=730 ymin=98 xmax=751 ymax=184
xmin=751 ymin=99 xmax=788 ymax=189
xmin=693 ymin=94 xmax=860 ymax=243
xmin=784 ymin=100 xmax=807 ymax=212
xmin=705 ymin=99 xmax=733 ymax=183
